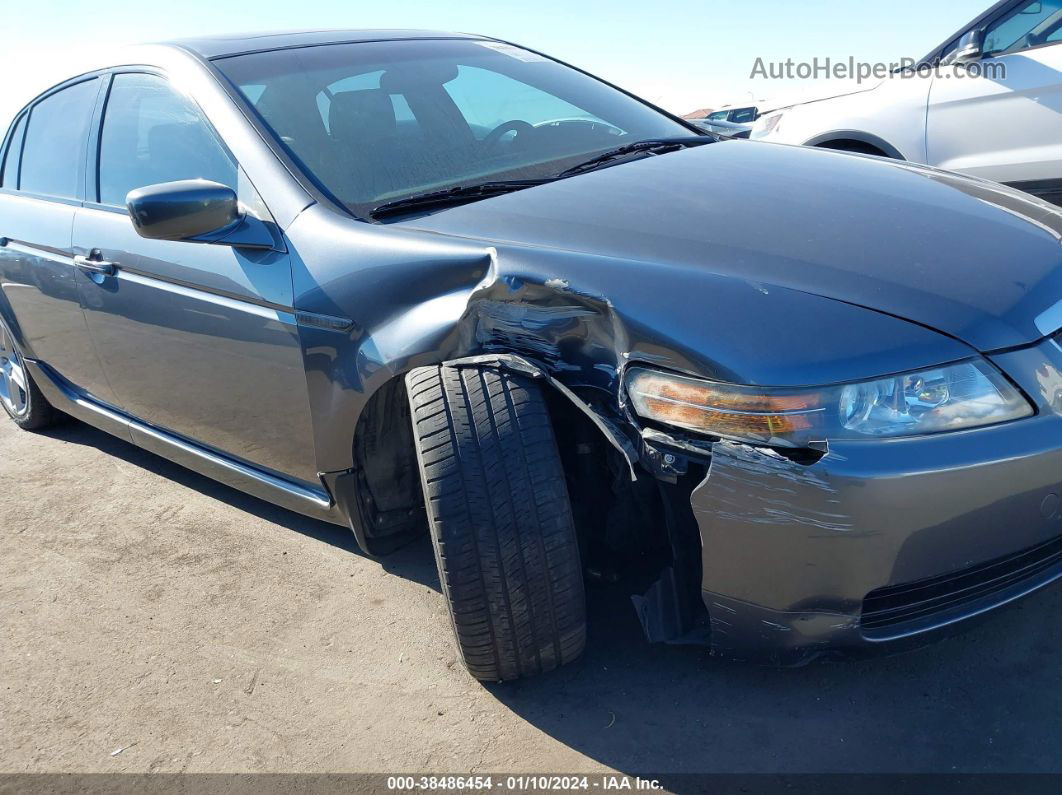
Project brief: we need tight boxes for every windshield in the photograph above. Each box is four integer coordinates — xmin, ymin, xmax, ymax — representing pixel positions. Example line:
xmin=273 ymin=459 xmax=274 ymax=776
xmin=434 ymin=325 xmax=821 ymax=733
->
xmin=214 ymin=38 xmax=691 ymax=217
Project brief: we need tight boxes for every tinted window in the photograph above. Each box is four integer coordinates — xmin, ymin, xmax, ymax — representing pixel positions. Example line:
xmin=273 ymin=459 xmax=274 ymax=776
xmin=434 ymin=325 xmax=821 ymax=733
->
xmin=1 ymin=114 xmax=27 ymax=188
xmin=241 ymin=84 xmax=267 ymax=104
xmin=20 ymin=78 xmax=98 ymax=199
xmin=984 ymin=0 xmax=1062 ymax=54
xmin=98 ymin=73 xmax=236 ymax=206
xmin=216 ymin=38 xmax=689 ymax=215
xmin=729 ymin=107 xmax=757 ymax=124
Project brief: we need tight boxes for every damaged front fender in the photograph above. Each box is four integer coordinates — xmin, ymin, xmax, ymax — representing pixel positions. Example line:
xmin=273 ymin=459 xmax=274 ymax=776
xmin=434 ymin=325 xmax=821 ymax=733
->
xmin=443 ymin=352 xmax=639 ymax=480
xmin=279 ymin=203 xmax=1038 ymax=661
xmin=286 ymin=201 xmax=974 ymax=478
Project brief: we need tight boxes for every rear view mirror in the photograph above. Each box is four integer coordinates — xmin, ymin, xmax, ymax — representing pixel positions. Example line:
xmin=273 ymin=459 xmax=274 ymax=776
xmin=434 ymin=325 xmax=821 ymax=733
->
xmin=127 ymin=179 xmax=240 ymax=242
xmin=126 ymin=179 xmax=276 ymax=250
xmin=943 ymin=29 xmax=984 ymax=65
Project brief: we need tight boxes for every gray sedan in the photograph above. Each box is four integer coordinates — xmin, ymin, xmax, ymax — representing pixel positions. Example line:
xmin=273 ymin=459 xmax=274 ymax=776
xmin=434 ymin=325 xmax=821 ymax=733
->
xmin=1 ymin=30 xmax=1060 ymax=680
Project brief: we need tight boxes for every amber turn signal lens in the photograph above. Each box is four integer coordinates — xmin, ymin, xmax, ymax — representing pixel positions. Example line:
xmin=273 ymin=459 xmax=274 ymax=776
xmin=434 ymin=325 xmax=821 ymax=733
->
xmin=625 ymin=368 xmax=825 ymax=446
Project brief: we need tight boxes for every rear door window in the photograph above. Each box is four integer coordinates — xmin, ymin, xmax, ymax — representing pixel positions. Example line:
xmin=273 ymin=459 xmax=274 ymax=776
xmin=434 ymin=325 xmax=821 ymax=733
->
xmin=19 ymin=78 xmax=99 ymax=199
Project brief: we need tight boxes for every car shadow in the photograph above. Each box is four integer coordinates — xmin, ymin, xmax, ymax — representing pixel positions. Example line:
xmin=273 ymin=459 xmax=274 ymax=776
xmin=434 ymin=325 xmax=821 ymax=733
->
xmin=38 ymin=420 xmax=441 ymax=592
xmin=483 ymin=577 xmax=1062 ymax=775
xmin=39 ymin=420 xmax=1062 ymax=774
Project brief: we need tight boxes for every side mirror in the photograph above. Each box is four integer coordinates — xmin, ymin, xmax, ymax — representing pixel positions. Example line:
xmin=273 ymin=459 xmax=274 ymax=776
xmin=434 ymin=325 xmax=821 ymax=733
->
xmin=127 ymin=180 xmax=241 ymax=242
xmin=942 ymin=29 xmax=984 ymax=65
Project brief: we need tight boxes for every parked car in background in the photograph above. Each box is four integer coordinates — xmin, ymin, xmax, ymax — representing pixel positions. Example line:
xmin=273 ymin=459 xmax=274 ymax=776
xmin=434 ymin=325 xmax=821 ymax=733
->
xmin=2 ymin=31 xmax=1062 ymax=682
xmin=754 ymin=0 xmax=1062 ymax=205
xmin=695 ymin=104 xmax=758 ymax=137
xmin=707 ymin=105 xmax=759 ymax=125
xmin=689 ymin=116 xmax=753 ymax=138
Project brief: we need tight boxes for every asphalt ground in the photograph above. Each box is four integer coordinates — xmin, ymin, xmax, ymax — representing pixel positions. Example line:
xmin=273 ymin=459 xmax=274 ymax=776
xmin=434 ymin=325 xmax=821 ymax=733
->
xmin=3 ymin=417 xmax=1061 ymax=775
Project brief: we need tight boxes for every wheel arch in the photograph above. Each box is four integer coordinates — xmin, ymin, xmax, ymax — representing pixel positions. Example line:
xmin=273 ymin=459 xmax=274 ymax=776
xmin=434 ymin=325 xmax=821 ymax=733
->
xmin=804 ymin=130 xmax=906 ymax=160
xmin=339 ymin=353 xmax=639 ymax=557
xmin=0 ymin=288 xmax=31 ymax=358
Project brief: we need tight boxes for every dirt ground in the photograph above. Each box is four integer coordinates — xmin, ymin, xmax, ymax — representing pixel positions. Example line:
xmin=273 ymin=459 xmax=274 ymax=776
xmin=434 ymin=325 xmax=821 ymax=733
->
xmin=2 ymin=417 xmax=1061 ymax=775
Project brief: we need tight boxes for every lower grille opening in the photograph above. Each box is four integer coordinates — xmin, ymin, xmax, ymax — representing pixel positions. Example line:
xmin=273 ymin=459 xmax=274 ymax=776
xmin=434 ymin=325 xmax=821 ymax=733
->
xmin=862 ymin=534 xmax=1062 ymax=634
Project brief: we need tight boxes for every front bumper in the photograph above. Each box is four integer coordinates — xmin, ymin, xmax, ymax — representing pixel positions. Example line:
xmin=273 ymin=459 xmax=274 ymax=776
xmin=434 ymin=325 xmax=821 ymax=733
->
xmin=688 ymin=336 xmax=1062 ymax=663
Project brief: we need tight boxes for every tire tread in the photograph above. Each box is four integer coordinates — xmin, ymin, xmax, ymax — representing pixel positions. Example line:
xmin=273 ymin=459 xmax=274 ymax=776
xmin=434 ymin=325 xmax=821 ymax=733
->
xmin=406 ymin=365 xmax=586 ymax=681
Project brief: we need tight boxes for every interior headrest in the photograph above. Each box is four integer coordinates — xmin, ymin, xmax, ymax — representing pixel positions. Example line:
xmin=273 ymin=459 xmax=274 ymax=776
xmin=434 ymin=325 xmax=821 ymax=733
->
xmin=329 ymin=89 xmax=397 ymax=142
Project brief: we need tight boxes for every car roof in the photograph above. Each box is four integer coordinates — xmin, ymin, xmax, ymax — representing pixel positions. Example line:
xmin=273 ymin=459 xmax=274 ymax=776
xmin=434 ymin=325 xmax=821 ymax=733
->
xmin=1 ymin=30 xmax=494 ymax=130
xmin=166 ymin=29 xmax=483 ymax=59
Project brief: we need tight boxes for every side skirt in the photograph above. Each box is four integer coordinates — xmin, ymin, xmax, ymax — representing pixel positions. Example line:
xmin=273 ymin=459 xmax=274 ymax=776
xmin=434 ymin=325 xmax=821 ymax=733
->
xmin=25 ymin=359 xmax=346 ymax=527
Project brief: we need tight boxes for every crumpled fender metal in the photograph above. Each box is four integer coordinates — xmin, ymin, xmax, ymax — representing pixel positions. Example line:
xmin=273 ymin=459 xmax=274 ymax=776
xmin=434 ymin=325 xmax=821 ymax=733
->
xmin=286 ymin=202 xmax=975 ymax=478
xmin=443 ymin=352 xmax=638 ymax=480
xmin=283 ymin=205 xmax=1011 ymax=631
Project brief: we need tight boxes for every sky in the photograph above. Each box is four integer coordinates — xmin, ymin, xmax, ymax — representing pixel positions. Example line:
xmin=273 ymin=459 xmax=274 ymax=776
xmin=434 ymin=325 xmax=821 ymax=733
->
xmin=1 ymin=0 xmax=989 ymax=125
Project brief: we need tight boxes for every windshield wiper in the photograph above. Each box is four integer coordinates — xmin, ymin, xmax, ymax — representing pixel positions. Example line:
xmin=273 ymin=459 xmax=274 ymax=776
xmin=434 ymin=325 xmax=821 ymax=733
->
xmin=368 ymin=136 xmax=713 ymax=220
xmin=369 ymin=179 xmax=552 ymax=220
xmin=556 ymin=136 xmax=712 ymax=178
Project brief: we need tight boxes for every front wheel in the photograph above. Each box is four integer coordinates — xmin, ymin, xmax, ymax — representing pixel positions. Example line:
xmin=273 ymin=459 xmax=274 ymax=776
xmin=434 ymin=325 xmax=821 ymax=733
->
xmin=406 ymin=364 xmax=586 ymax=682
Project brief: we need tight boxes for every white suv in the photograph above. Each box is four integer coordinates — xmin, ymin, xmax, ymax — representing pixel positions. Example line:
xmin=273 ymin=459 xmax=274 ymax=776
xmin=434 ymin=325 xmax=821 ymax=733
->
xmin=753 ymin=0 xmax=1062 ymax=205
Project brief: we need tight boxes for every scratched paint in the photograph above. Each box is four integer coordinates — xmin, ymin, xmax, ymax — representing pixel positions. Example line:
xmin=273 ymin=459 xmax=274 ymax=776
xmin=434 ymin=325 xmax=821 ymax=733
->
xmin=694 ymin=440 xmax=853 ymax=533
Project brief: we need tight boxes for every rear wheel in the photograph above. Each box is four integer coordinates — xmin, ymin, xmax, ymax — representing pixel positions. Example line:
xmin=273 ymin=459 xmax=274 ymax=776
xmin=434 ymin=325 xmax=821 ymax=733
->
xmin=406 ymin=364 xmax=586 ymax=681
xmin=0 ymin=321 xmax=61 ymax=430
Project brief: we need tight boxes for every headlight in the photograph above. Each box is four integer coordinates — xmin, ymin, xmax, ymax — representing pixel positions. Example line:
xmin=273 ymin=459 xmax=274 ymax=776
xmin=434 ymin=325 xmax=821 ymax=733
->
xmin=751 ymin=112 xmax=783 ymax=138
xmin=624 ymin=360 xmax=1032 ymax=448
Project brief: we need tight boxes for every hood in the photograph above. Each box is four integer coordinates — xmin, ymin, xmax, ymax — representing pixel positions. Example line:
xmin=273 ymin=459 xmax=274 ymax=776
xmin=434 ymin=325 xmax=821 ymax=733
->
xmin=402 ymin=141 xmax=1062 ymax=352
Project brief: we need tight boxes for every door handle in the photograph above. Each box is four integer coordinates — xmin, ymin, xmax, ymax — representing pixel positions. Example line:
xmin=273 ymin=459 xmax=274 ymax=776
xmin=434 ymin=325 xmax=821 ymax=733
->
xmin=73 ymin=254 xmax=116 ymax=276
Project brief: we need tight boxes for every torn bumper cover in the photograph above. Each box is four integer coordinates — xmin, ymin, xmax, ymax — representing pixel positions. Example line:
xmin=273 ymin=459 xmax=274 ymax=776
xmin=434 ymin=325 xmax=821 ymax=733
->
xmin=634 ymin=339 xmax=1062 ymax=663
xmin=689 ymin=412 xmax=1062 ymax=663
xmin=447 ymin=349 xmax=1062 ymax=664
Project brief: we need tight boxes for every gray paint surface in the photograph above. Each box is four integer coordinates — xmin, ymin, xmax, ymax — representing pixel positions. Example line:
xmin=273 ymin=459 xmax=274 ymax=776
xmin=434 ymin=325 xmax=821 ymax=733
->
xmin=406 ymin=140 xmax=1062 ymax=353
